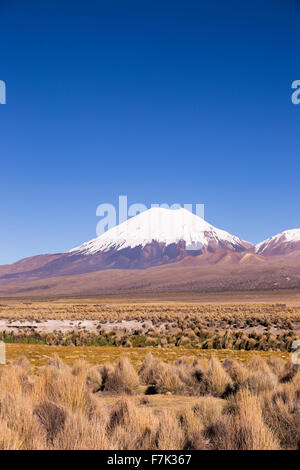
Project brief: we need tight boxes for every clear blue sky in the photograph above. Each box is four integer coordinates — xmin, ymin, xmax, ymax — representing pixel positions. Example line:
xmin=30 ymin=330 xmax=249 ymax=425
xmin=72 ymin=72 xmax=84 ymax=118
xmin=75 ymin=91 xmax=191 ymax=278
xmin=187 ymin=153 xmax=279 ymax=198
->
xmin=0 ymin=0 xmax=300 ymax=264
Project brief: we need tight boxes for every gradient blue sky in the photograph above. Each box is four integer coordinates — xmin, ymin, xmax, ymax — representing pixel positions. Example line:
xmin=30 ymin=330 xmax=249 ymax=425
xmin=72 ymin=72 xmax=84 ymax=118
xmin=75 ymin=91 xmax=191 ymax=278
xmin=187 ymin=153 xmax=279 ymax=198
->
xmin=0 ymin=0 xmax=300 ymax=264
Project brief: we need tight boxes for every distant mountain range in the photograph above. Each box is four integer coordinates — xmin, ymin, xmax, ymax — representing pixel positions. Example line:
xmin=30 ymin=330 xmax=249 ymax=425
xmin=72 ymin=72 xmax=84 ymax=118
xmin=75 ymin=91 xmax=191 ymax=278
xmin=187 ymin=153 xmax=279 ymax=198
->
xmin=1 ymin=207 xmax=300 ymax=297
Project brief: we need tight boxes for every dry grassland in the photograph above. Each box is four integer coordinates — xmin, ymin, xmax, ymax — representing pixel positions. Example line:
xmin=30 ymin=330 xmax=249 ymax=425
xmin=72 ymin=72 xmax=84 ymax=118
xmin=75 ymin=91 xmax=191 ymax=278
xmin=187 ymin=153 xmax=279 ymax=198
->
xmin=0 ymin=302 xmax=299 ymax=351
xmin=0 ymin=354 xmax=299 ymax=450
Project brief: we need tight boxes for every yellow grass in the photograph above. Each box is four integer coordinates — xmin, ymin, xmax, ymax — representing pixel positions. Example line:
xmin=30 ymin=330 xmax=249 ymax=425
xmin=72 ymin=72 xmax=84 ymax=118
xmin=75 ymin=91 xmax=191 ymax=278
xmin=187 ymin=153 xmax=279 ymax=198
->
xmin=3 ymin=343 xmax=291 ymax=368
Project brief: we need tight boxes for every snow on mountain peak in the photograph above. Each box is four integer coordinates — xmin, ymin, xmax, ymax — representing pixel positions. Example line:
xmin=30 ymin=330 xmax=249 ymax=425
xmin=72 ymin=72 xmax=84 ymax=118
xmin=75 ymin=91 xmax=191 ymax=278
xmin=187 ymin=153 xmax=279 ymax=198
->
xmin=69 ymin=207 xmax=251 ymax=255
xmin=256 ymin=228 xmax=300 ymax=255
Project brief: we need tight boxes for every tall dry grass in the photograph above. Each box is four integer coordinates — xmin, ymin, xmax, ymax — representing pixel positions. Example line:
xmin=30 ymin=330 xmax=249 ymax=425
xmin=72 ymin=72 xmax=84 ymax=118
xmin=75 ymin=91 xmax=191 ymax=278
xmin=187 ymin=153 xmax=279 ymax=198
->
xmin=0 ymin=354 xmax=299 ymax=449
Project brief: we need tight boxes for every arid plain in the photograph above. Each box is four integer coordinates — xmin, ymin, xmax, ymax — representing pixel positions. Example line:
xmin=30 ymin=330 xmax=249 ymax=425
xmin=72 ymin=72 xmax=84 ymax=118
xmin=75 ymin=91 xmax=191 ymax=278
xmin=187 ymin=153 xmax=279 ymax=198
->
xmin=0 ymin=292 xmax=300 ymax=449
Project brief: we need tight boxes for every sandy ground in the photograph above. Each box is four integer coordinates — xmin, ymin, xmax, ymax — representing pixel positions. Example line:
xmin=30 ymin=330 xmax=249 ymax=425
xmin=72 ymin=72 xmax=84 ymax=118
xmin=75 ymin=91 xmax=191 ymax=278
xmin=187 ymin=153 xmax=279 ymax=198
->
xmin=2 ymin=289 xmax=300 ymax=305
xmin=0 ymin=318 xmax=154 ymax=334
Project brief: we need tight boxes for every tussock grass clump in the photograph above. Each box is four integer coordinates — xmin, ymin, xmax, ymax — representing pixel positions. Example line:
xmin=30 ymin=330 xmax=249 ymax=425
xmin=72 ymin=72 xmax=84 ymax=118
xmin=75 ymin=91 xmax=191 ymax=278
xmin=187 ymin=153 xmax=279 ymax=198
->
xmin=222 ymin=359 xmax=249 ymax=387
xmin=262 ymin=379 xmax=300 ymax=449
xmin=243 ymin=357 xmax=278 ymax=394
xmin=199 ymin=357 xmax=233 ymax=397
xmin=139 ymin=354 xmax=186 ymax=395
xmin=34 ymin=401 xmax=66 ymax=444
xmin=100 ymin=358 xmax=140 ymax=395
xmin=206 ymin=389 xmax=279 ymax=450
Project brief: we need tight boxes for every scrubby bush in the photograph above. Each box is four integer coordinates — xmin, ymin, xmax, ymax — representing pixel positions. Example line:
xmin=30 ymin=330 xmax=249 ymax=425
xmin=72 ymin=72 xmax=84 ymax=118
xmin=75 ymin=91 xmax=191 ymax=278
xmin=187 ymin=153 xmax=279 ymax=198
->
xmin=100 ymin=358 xmax=140 ymax=395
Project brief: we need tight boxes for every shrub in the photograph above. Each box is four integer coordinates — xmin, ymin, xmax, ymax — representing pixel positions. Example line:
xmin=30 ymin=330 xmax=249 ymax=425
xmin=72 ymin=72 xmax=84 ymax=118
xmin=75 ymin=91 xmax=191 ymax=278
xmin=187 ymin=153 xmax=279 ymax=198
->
xmin=34 ymin=401 xmax=66 ymax=444
xmin=101 ymin=358 xmax=140 ymax=395
xmin=200 ymin=357 xmax=233 ymax=397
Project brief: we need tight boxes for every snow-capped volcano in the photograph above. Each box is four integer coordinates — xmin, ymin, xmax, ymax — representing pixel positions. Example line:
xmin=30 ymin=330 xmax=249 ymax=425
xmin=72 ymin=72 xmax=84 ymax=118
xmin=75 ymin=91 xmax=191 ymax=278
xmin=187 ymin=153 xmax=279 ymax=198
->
xmin=70 ymin=207 xmax=252 ymax=256
xmin=4 ymin=210 xmax=300 ymax=295
xmin=0 ymin=207 xmax=254 ymax=283
xmin=256 ymin=229 xmax=300 ymax=256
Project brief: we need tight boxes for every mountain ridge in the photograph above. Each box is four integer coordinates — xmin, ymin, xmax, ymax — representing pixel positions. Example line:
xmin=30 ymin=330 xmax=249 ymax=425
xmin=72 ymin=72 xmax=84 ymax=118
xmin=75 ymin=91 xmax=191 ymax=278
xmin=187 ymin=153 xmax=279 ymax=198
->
xmin=256 ymin=229 xmax=300 ymax=256
xmin=1 ymin=207 xmax=300 ymax=296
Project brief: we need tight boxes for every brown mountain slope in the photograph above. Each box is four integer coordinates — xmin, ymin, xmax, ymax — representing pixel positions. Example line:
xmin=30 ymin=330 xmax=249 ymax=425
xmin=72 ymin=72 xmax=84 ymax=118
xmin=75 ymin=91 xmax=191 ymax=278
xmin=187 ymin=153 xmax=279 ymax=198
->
xmin=0 ymin=254 xmax=62 ymax=277
xmin=0 ymin=244 xmax=255 ymax=283
xmin=0 ymin=248 xmax=261 ymax=284
xmin=0 ymin=252 xmax=299 ymax=297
